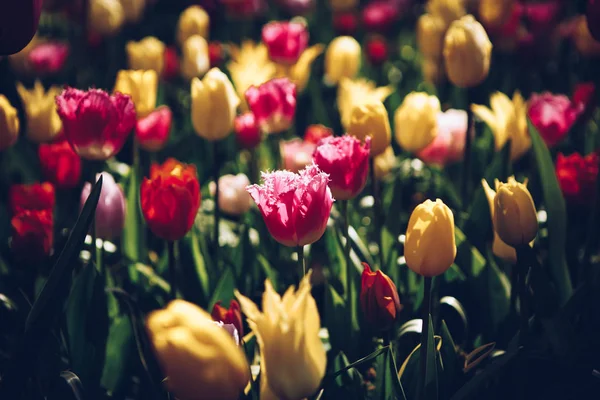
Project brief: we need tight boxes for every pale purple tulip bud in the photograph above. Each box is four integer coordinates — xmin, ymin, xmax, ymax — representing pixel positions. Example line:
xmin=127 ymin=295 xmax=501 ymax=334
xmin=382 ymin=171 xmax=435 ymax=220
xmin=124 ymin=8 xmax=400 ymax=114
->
xmin=212 ymin=320 xmax=240 ymax=345
xmin=81 ymin=172 xmax=126 ymax=240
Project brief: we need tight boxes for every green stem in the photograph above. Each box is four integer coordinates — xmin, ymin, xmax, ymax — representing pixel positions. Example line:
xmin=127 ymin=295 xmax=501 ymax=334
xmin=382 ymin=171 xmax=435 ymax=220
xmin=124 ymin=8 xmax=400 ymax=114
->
xmin=342 ymin=200 xmax=352 ymax=311
xmin=419 ymin=277 xmax=432 ymax=400
xmin=168 ymin=241 xmax=177 ymax=300
xmin=515 ymin=245 xmax=530 ymax=345
xmin=369 ymin=157 xmax=384 ymax=269
xmin=214 ymin=140 xmax=220 ymax=267
xmin=298 ymin=245 xmax=305 ymax=278
xmin=461 ymin=89 xmax=474 ymax=212
xmin=268 ymin=134 xmax=281 ymax=169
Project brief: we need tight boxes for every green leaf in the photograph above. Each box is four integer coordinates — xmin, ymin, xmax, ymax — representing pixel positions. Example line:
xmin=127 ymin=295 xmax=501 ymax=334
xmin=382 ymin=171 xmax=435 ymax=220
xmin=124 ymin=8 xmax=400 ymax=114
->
xmin=454 ymin=227 xmax=486 ymax=279
xmin=374 ymin=346 xmax=407 ymax=400
xmin=424 ymin=315 xmax=439 ymax=400
xmin=398 ymin=332 xmax=442 ymax=400
xmin=123 ymin=159 xmax=145 ymax=266
xmin=208 ymin=268 xmax=236 ymax=311
xmin=101 ymin=315 xmax=133 ymax=395
xmin=528 ymin=119 xmax=573 ymax=304
xmin=324 ymin=225 xmax=346 ymax=293
xmin=327 ymin=346 xmax=389 ymax=382
xmin=190 ymin=229 xmax=210 ymax=298
xmin=477 ymin=249 xmax=511 ymax=337
xmin=256 ymin=254 xmax=278 ymax=290
xmin=328 ymin=352 xmax=364 ymax=400
xmin=438 ymin=321 xmax=462 ymax=397
xmin=323 ymin=284 xmax=348 ymax=355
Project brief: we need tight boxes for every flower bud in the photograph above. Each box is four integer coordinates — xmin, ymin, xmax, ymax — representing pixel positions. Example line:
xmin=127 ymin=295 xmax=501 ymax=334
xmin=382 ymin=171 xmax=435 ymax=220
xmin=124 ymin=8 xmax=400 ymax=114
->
xmin=0 ymin=95 xmax=20 ymax=151
xmin=126 ymin=37 xmax=166 ymax=75
xmin=347 ymin=100 xmax=391 ymax=157
xmin=360 ymin=263 xmax=402 ymax=330
xmin=417 ymin=109 xmax=467 ymax=166
xmin=177 ymin=5 xmax=210 ymax=45
xmin=208 ymin=42 xmax=224 ymax=68
xmin=209 ymin=174 xmax=253 ymax=216
xmin=147 ymin=300 xmax=249 ymax=400
xmin=417 ymin=13 xmax=446 ymax=59
xmin=324 ymin=36 xmax=361 ymax=85
xmin=262 ymin=20 xmax=309 ymax=65
xmin=28 ymin=42 xmax=70 ymax=75
xmin=191 ymin=68 xmax=240 ymax=141
xmin=527 ymin=92 xmax=582 ymax=148
xmin=365 ymin=36 xmax=388 ymax=65
xmin=16 ymin=81 xmax=62 ymax=143
xmin=245 ymin=78 xmax=297 ymax=134
xmin=280 ymin=138 xmax=316 ymax=172
xmin=405 ymin=199 xmax=456 ymax=277
xmin=181 ymin=35 xmax=210 ymax=80
xmin=443 ymin=15 xmax=492 ymax=88
xmin=38 ymin=139 xmax=82 ymax=189
xmin=114 ymin=69 xmax=158 ymax=118
xmin=481 ymin=178 xmax=517 ymax=263
xmin=426 ymin=0 xmax=466 ymax=27
xmin=493 ymin=177 xmax=538 ymax=247
xmin=479 ymin=0 xmax=515 ymax=29
xmin=136 ymin=106 xmax=172 ymax=152
xmin=163 ymin=46 xmax=180 ymax=80
xmin=394 ymin=92 xmax=440 ymax=153
xmin=88 ymin=0 xmax=125 ymax=37
xmin=234 ymin=113 xmax=262 ymax=149
xmin=81 ymin=172 xmax=126 ymax=239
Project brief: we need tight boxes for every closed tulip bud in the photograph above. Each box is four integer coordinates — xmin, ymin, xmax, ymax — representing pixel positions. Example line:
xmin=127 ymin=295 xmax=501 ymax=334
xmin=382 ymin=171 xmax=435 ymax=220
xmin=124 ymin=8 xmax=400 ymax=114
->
xmin=481 ymin=178 xmax=517 ymax=263
xmin=0 ymin=95 xmax=20 ymax=151
xmin=81 ymin=172 xmax=126 ymax=240
xmin=236 ymin=274 xmax=326 ymax=400
xmin=88 ymin=0 xmax=125 ymax=36
xmin=493 ymin=177 xmax=538 ymax=247
xmin=234 ymin=113 xmax=262 ymax=149
xmin=147 ymin=300 xmax=249 ymax=400
xmin=177 ymin=5 xmax=210 ymax=46
xmin=405 ymin=199 xmax=456 ymax=277
xmin=136 ymin=106 xmax=172 ymax=152
xmin=245 ymin=78 xmax=297 ymax=134
xmin=180 ymin=35 xmax=210 ymax=80
xmin=208 ymin=42 xmax=224 ymax=68
xmin=211 ymin=300 xmax=244 ymax=337
xmin=121 ymin=0 xmax=145 ymax=23
xmin=114 ymin=70 xmax=158 ymax=118
xmin=426 ymin=0 xmax=466 ymax=27
xmin=417 ymin=109 xmax=467 ymax=166
xmin=417 ymin=14 xmax=446 ymax=59
xmin=324 ymin=36 xmax=361 ymax=85
xmin=247 ymin=165 xmax=333 ymax=246
xmin=163 ymin=46 xmax=180 ymax=80
xmin=394 ymin=92 xmax=441 ymax=153
xmin=360 ymin=263 xmax=402 ymax=330
xmin=38 ymin=139 xmax=82 ymax=189
xmin=304 ymin=124 xmax=333 ymax=144
xmin=479 ymin=0 xmax=514 ymax=28
xmin=365 ymin=36 xmax=389 ymax=65
xmin=11 ymin=210 xmax=53 ymax=264
xmin=16 ymin=81 xmax=62 ymax=143
xmin=28 ymin=42 xmax=70 ymax=75
xmin=443 ymin=15 xmax=492 ymax=88
xmin=329 ymin=0 xmax=357 ymax=12
xmin=209 ymin=174 xmax=253 ymax=216
xmin=126 ymin=37 xmax=165 ymax=74
xmin=347 ymin=100 xmax=391 ymax=157
xmin=191 ymin=68 xmax=240 ymax=141
xmin=262 ymin=20 xmax=309 ymax=65
xmin=374 ymin=145 xmax=396 ymax=180
xmin=10 ymin=182 xmax=55 ymax=215
xmin=281 ymin=138 xmax=316 ymax=172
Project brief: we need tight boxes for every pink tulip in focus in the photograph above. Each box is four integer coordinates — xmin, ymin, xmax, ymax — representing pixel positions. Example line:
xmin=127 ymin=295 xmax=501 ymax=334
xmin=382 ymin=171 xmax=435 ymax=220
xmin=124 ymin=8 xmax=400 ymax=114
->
xmin=81 ymin=172 xmax=126 ymax=240
xmin=313 ymin=135 xmax=370 ymax=200
xmin=28 ymin=42 xmax=70 ymax=75
xmin=528 ymin=92 xmax=582 ymax=148
xmin=261 ymin=20 xmax=309 ymax=65
xmin=417 ymin=109 xmax=467 ymax=167
xmin=209 ymin=174 xmax=253 ymax=216
xmin=136 ymin=106 xmax=172 ymax=152
xmin=235 ymin=112 xmax=262 ymax=149
xmin=245 ymin=78 xmax=297 ymax=134
xmin=281 ymin=138 xmax=316 ymax=172
xmin=247 ymin=164 xmax=334 ymax=247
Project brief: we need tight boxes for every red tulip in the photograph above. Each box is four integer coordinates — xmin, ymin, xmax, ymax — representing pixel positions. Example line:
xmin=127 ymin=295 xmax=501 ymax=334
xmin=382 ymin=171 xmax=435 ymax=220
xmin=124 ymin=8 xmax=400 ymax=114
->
xmin=9 ymin=182 xmax=55 ymax=215
xmin=360 ymin=263 xmax=402 ymax=331
xmin=313 ymin=135 xmax=370 ymax=200
xmin=280 ymin=138 xmax=316 ymax=172
xmin=136 ymin=106 xmax=172 ymax=152
xmin=247 ymin=164 xmax=333 ymax=247
xmin=261 ymin=21 xmax=309 ymax=65
xmin=141 ymin=158 xmax=201 ymax=241
xmin=211 ymin=300 xmax=244 ymax=336
xmin=81 ymin=172 xmax=126 ymax=240
xmin=208 ymin=42 xmax=224 ymax=68
xmin=556 ymin=152 xmax=599 ymax=205
xmin=245 ymin=78 xmax=297 ymax=134
xmin=234 ymin=112 xmax=262 ymax=149
xmin=528 ymin=92 xmax=582 ymax=148
xmin=572 ymin=82 xmax=596 ymax=121
xmin=55 ymin=88 xmax=136 ymax=160
xmin=38 ymin=138 xmax=82 ymax=189
xmin=362 ymin=1 xmax=398 ymax=32
xmin=0 ymin=0 xmax=43 ymax=55
xmin=333 ymin=12 xmax=358 ymax=35
xmin=587 ymin=0 xmax=600 ymax=41
xmin=162 ymin=46 xmax=179 ymax=80
xmin=365 ymin=36 xmax=388 ymax=65
xmin=28 ymin=42 xmax=70 ymax=75
xmin=11 ymin=209 xmax=53 ymax=263
xmin=304 ymin=124 xmax=333 ymax=144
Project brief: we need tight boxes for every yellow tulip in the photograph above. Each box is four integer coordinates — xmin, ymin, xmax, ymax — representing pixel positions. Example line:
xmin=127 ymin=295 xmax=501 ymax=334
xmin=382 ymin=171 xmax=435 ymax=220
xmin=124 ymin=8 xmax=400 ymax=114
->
xmin=177 ymin=5 xmax=209 ymax=46
xmin=405 ymin=198 xmax=456 ymax=277
xmin=374 ymin=145 xmax=397 ymax=180
xmin=191 ymin=68 xmax=240 ymax=141
xmin=324 ymin=36 xmax=361 ymax=85
xmin=426 ymin=0 xmax=466 ymax=28
xmin=236 ymin=273 xmax=326 ymax=400
xmin=121 ymin=0 xmax=145 ymax=23
xmin=443 ymin=15 xmax=492 ymax=88
xmin=329 ymin=0 xmax=357 ymax=12
xmin=276 ymin=44 xmax=325 ymax=92
xmin=16 ymin=81 xmax=62 ymax=143
xmin=572 ymin=16 xmax=600 ymax=57
xmin=146 ymin=300 xmax=249 ymax=400
xmin=126 ymin=36 xmax=165 ymax=74
xmin=481 ymin=178 xmax=517 ymax=263
xmin=394 ymin=92 xmax=440 ymax=153
xmin=492 ymin=177 xmax=538 ymax=247
xmin=471 ymin=91 xmax=530 ymax=161
xmin=114 ymin=70 xmax=158 ymax=118
xmin=337 ymin=78 xmax=394 ymax=130
xmin=181 ymin=35 xmax=210 ymax=80
xmin=88 ymin=0 xmax=125 ymax=36
xmin=0 ymin=95 xmax=20 ymax=151
xmin=417 ymin=13 xmax=446 ymax=59
xmin=479 ymin=0 xmax=514 ymax=28
xmin=347 ymin=100 xmax=391 ymax=157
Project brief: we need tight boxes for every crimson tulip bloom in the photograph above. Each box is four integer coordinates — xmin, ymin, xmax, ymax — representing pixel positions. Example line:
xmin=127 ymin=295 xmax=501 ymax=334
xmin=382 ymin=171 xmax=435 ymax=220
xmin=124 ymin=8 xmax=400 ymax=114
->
xmin=38 ymin=139 xmax=82 ymax=188
xmin=528 ymin=92 xmax=582 ymax=148
xmin=245 ymin=78 xmax=297 ymax=134
xmin=313 ymin=135 xmax=370 ymax=200
xmin=136 ymin=106 xmax=172 ymax=152
xmin=234 ymin=112 xmax=262 ymax=149
xmin=304 ymin=124 xmax=333 ymax=144
xmin=211 ymin=300 xmax=244 ymax=337
xmin=556 ymin=152 xmax=599 ymax=205
xmin=55 ymin=87 xmax=136 ymax=160
xmin=11 ymin=209 xmax=53 ymax=263
xmin=28 ymin=42 xmax=70 ymax=75
xmin=360 ymin=263 xmax=402 ymax=331
xmin=141 ymin=158 xmax=201 ymax=241
xmin=9 ymin=182 xmax=55 ymax=215
xmin=261 ymin=21 xmax=309 ymax=65
xmin=247 ymin=164 xmax=334 ymax=247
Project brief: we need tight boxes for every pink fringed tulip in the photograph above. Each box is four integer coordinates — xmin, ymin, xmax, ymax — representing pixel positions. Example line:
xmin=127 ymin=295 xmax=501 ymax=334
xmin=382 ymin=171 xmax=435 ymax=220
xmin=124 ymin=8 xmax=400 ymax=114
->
xmin=245 ymin=78 xmax=297 ymax=134
xmin=262 ymin=21 xmax=309 ymax=65
xmin=417 ymin=109 xmax=467 ymax=167
xmin=247 ymin=164 xmax=334 ymax=247
xmin=280 ymin=138 xmax=316 ymax=172
xmin=136 ymin=106 xmax=172 ymax=152
xmin=81 ymin=172 xmax=126 ymax=240
xmin=28 ymin=42 xmax=70 ymax=75
xmin=313 ymin=135 xmax=370 ymax=200
xmin=528 ymin=92 xmax=582 ymax=148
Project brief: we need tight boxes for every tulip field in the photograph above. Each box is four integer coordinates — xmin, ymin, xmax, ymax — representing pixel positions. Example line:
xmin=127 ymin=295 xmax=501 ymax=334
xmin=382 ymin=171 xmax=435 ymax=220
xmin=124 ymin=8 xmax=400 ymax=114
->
xmin=1 ymin=0 xmax=600 ymax=399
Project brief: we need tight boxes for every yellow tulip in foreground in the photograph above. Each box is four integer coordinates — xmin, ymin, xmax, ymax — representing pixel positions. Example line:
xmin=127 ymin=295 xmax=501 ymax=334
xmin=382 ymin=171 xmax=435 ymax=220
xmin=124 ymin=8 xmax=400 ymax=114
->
xmin=0 ymin=95 xmax=20 ymax=151
xmin=394 ymin=92 xmax=440 ymax=153
xmin=191 ymin=68 xmax=240 ymax=141
xmin=16 ymin=81 xmax=62 ymax=143
xmin=347 ymin=99 xmax=391 ymax=157
xmin=236 ymin=273 xmax=326 ymax=400
xmin=114 ymin=70 xmax=158 ymax=118
xmin=492 ymin=177 xmax=538 ymax=247
xmin=443 ymin=15 xmax=492 ymax=88
xmin=126 ymin=36 xmax=165 ymax=74
xmin=324 ymin=36 xmax=361 ymax=85
xmin=177 ymin=5 xmax=209 ymax=45
xmin=146 ymin=300 xmax=249 ymax=400
xmin=481 ymin=178 xmax=517 ymax=263
xmin=405 ymin=199 xmax=456 ymax=277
